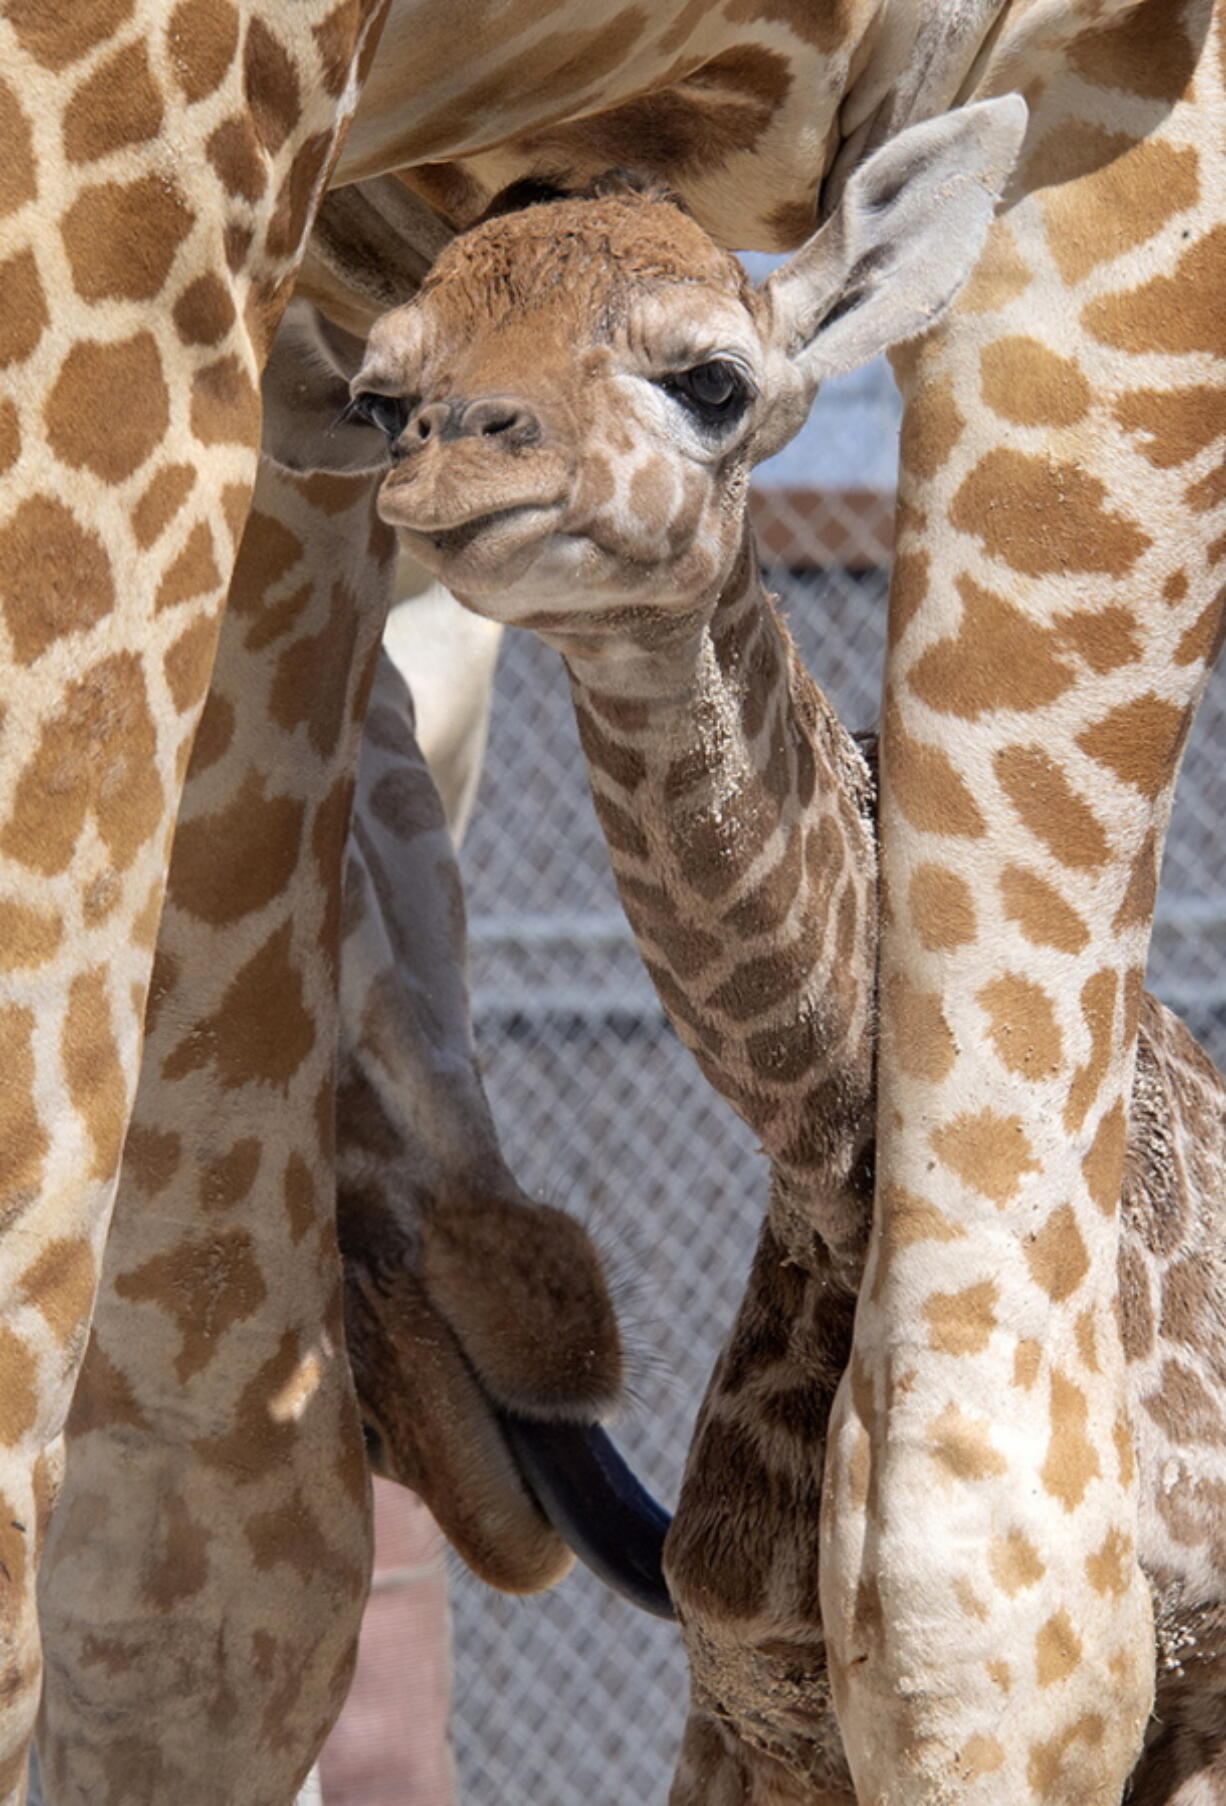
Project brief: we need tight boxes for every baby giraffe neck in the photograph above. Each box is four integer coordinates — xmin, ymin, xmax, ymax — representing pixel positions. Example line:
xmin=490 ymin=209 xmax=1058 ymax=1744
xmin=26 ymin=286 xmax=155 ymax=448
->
xmin=559 ymin=525 xmax=878 ymax=1275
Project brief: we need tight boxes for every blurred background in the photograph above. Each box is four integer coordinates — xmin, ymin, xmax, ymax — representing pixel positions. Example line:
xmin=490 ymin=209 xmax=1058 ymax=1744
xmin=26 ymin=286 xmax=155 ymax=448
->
xmin=319 ymin=340 xmax=1226 ymax=1805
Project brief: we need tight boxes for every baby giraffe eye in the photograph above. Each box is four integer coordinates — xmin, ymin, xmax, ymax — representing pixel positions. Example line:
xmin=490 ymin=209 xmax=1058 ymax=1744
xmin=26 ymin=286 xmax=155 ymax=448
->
xmin=658 ymin=359 xmax=748 ymax=427
xmin=346 ymin=391 xmax=410 ymax=441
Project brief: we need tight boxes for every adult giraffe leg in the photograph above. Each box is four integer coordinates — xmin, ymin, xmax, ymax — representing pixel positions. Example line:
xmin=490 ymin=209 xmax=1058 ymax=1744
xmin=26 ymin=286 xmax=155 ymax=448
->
xmin=821 ymin=18 xmax=1225 ymax=1801
xmin=0 ymin=7 xmax=385 ymax=1797
xmin=36 ymin=444 xmax=394 ymax=1803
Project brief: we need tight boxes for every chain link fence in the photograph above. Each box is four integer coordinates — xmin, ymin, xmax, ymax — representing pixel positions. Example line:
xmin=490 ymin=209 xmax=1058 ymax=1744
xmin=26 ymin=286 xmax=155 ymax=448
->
xmin=327 ymin=357 xmax=1225 ymax=1804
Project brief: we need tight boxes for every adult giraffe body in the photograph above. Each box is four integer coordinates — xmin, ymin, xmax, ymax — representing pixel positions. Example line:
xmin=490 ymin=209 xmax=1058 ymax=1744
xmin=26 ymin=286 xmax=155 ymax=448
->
xmin=3 ymin=0 xmax=1221 ymax=1801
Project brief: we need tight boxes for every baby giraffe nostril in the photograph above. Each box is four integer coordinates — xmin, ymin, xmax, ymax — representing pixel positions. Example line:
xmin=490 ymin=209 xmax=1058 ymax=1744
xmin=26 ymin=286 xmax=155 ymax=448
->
xmin=461 ymin=397 xmax=540 ymax=445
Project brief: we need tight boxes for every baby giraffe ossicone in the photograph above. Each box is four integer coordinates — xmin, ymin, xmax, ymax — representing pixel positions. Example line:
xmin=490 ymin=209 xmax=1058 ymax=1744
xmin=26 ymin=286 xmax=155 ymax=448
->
xmin=353 ymin=97 xmax=1204 ymax=1806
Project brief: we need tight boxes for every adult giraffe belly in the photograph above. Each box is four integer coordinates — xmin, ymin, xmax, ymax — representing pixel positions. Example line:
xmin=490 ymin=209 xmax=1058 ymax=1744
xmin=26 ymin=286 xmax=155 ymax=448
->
xmin=333 ymin=0 xmax=875 ymax=250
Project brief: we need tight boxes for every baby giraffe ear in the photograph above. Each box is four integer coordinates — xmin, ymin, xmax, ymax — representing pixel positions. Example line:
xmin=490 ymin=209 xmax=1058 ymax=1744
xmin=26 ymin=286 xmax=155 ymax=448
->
xmin=758 ymin=95 xmax=1026 ymax=446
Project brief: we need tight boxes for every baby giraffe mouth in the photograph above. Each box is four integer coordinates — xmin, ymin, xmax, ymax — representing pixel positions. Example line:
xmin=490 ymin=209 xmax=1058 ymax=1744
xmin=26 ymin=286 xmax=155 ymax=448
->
xmin=420 ymin=502 xmax=554 ymax=555
xmin=361 ymin=1400 xmax=674 ymax=1620
xmin=496 ymin=1411 xmax=675 ymax=1620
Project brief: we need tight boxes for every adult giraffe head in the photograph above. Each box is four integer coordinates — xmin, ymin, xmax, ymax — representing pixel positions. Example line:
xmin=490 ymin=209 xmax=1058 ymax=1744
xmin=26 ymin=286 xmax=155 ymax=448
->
xmin=354 ymin=97 xmax=1026 ymax=635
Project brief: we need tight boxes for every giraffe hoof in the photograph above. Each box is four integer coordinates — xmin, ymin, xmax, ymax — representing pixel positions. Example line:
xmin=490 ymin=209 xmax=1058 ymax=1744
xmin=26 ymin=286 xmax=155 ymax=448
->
xmin=497 ymin=1414 xmax=675 ymax=1620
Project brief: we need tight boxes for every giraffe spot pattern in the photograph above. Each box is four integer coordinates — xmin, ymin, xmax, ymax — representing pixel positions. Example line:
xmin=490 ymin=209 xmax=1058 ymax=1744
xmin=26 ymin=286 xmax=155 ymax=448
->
xmin=1187 ymin=455 xmax=1226 ymax=515
xmin=980 ymin=337 xmax=1090 ymax=428
xmin=264 ymin=129 xmax=334 ymax=262
xmin=952 ymin=449 xmax=1151 ymax=578
xmin=229 ymin=505 xmax=306 ymax=610
xmin=133 ymin=463 xmax=197 ymax=548
xmin=0 ymin=653 xmax=162 ymax=873
xmin=0 ymin=249 xmax=48 ymax=370
xmin=244 ymin=17 xmax=302 ymax=155
xmin=188 ymin=689 xmax=235 ymax=775
xmin=207 ymin=114 xmax=269 ymax=202
xmin=999 ymin=864 xmax=1090 ymax=954
xmin=952 ymin=1577 xmax=989 ymax=1622
xmin=0 ymin=398 xmax=20 ymax=476
xmin=122 ymin=1125 xmax=182 ymax=1198
xmin=92 ymin=1289 xmax=166 ymax=1423
xmin=1086 ymin=1526 xmax=1133 ymax=1597
xmin=989 ymin=1527 xmax=1046 ymax=1596
xmin=899 ymin=373 xmax=964 ymax=481
xmin=189 ymin=353 xmax=261 ymax=447
xmin=269 ymin=583 xmax=363 ymax=759
xmin=1077 ymin=693 xmax=1188 ymax=799
xmin=1082 ymin=1097 xmax=1127 ymax=1213
xmin=1031 ymin=126 xmax=1199 ymax=286
xmin=1051 ymin=605 xmax=1142 ymax=675
xmin=170 ymin=774 xmax=306 ymax=926
xmin=313 ymin=1 xmax=364 ymax=97
xmin=0 ymin=495 xmax=116 ymax=663
xmin=200 ymin=1139 xmax=262 ymax=1215
xmin=987 ymin=1659 xmax=1012 ymax=1693
xmin=1074 ymin=1307 xmax=1099 ymax=1373
xmin=140 ymin=1490 xmax=211 ymax=1611
xmin=1177 ymin=589 xmax=1226 ymax=675
xmin=1118 ymin=1242 xmax=1154 ymax=1361
xmin=1159 ymin=1255 xmax=1215 ymax=1349
xmin=1012 ymin=1342 xmax=1042 ymax=1393
xmin=886 ymin=970 xmax=957 ymax=1084
xmin=995 ymin=745 xmax=1111 ymax=869
xmin=927 ymin=1403 xmax=1007 ymax=1481
xmin=162 ymin=922 xmax=315 ymax=1091
xmin=283 ymin=1152 xmax=316 ymax=1242
xmin=871 ymin=1183 xmax=965 ymax=1302
xmin=1070 ymin=0 xmax=1198 ymax=98
xmin=46 ymin=332 xmax=169 ymax=483
xmin=63 ymin=40 xmax=164 ymax=163
xmin=163 ymin=611 xmax=223 ymax=714
xmin=0 ymin=1328 xmax=39 ymax=1445
xmin=173 ymin=272 xmax=238 ymax=347
xmin=931 ymin=1108 xmax=1040 ymax=1207
xmin=909 ymin=863 xmax=976 ymax=949
xmin=888 ymin=547 xmax=928 ymax=646
xmin=62 ymin=968 xmax=127 ymax=1183
xmin=1113 ymin=385 xmax=1226 ymax=469
xmin=0 ymin=1005 xmax=48 ymax=1210
xmin=977 ymin=974 xmax=1063 ymax=1081
xmin=1086 ymin=225 xmax=1226 ymax=358
xmin=924 ymin=1280 xmax=998 ymax=1356
xmin=117 ymin=1228 xmax=270 ymax=1382
xmin=0 ymin=78 xmax=37 ymax=219
xmin=883 ymin=699 xmax=985 ymax=837
xmin=154 ymin=521 xmax=222 ymax=613
xmin=61 ymin=176 xmax=196 ymax=304
xmin=1064 ymin=968 xmax=1117 ymax=1133
xmin=1144 ymin=1359 xmax=1226 ymax=1448
xmin=166 ymin=0 xmax=241 ymax=104
xmin=18 ymin=1236 xmax=96 ymax=1347
xmin=246 ymin=1488 xmax=361 ymax=1594
xmin=1035 ymin=1610 xmax=1082 ymax=1687
xmin=0 ymin=901 xmax=62 ymax=972
xmin=574 ymin=702 xmax=647 ymax=792
xmin=1026 ymin=1204 xmax=1090 ymax=1303
xmin=1112 ymin=837 xmax=1162 ymax=939
xmin=1041 ymin=1371 xmax=1100 ymax=1511
xmin=7 ymin=0 xmax=135 ymax=68
xmin=955 ymin=218 xmax=1032 ymax=315
xmin=366 ymin=762 xmax=447 ymax=843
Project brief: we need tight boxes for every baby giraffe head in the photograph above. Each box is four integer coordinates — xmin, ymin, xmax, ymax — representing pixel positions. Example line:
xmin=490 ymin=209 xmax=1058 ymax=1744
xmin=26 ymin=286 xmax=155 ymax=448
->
xmin=355 ymin=96 xmax=1024 ymax=634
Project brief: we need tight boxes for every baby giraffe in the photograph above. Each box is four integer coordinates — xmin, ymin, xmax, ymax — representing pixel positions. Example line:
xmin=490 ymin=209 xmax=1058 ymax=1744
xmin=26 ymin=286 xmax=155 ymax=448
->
xmin=354 ymin=103 xmax=1226 ymax=1804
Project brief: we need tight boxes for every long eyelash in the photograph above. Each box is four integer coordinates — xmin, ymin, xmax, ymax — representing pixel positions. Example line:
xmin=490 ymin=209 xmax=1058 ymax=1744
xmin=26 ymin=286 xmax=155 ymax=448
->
xmin=331 ymin=397 xmax=368 ymax=434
